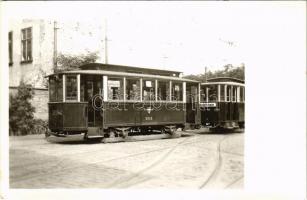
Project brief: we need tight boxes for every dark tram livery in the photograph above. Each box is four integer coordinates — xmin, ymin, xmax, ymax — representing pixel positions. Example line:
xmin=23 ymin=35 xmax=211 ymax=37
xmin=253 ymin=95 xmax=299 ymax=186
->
xmin=47 ymin=63 xmax=201 ymax=140
xmin=200 ymin=77 xmax=245 ymax=131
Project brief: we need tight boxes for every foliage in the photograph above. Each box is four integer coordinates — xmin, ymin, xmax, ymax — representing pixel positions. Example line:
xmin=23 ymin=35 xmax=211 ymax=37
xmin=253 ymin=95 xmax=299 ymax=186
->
xmin=184 ymin=64 xmax=245 ymax=82
xmin=55 ymin=51 xmax=99 ymax=72
xmin=9 ymin=81 xmax=36 ymax=136
xmin=32 ymin=119 xmax=48 ymax=135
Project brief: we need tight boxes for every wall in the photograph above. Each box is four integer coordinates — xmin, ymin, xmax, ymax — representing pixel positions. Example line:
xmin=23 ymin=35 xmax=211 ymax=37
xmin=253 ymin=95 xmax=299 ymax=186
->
xmin=9 ymin=19 xmax=54 ymax=89
xmin=9 ymin=88 xmax=49 ymax=120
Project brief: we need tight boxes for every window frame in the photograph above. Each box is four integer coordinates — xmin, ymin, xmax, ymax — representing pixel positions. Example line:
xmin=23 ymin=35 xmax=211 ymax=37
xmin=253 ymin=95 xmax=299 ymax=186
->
xmin=142 ymin=78 xmax=156 ymax=102
xmin=21 ymin=27 xmax=33 ymax=63
xmin=49 ymin=75 xmax=63 ymax=102
xmin=226 ymin=85 xmax=231 ymax=102
xmin=125 ymin=77 xmax=141 ymax=101
xmin=171 ymin=81 xmax=183 ymax=102
xmin=9 ymin=31 xmax=13 ymax=66
xmin=65 ymin=75 xmax=78 ymax=102
xmin=157 ymin=80 xmax=171 ymax=102
xmin=232 ymin=85 xmax=237 ymax=102
xmin=107 ymin=76 xmax=124 ymax=101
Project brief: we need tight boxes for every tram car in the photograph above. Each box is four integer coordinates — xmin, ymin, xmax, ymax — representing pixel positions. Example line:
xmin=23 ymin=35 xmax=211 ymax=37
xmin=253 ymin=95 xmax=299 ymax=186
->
xmin=46 ymin=63 xmax=201 ymax=140
xmin=200 ymin=77 xmax=245 ymax=131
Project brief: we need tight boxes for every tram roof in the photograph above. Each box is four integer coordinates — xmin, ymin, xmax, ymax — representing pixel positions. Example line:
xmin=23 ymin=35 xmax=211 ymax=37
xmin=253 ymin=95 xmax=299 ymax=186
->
xmin=80 ymin=63 xmax=182 ymax=77
xmin=201 ymin=81 xmax=245 ymax=87
xmin=47 ymin=69 xmax=199 ymax=83
xmin=206 ymin=77 xmax=245 ymax=83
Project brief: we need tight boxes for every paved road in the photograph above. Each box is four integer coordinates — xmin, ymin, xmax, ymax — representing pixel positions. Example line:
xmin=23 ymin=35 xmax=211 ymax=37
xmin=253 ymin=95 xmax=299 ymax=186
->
xmin=9 ymin=129 xmax=244 ymax=189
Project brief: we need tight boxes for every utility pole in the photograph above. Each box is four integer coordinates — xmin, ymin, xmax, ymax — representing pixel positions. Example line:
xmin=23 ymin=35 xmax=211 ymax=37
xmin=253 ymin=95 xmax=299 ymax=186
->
xmin=104 ymin=18 xmax=108 ymax=64
xmin=205 ymin=66 xmax=207 ymax=82
xmin=53 ymin=21 xmax=59 ymax=72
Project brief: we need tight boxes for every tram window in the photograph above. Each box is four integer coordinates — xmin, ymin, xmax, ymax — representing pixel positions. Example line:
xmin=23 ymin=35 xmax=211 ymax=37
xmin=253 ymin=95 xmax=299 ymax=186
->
xmin=157 ymin=80 xmax=170 ymax=101
xmin=172 ymin=82 xmax=182 ymax=101
xmin=80 ymin=80 xmax=85 ymax=102
xmin=49 ymin=77 xmax=56 ymax=102
xmin=88 ymin=81 xmax=94 ymax=99
xmin=208 ymin=85 xmax=218 ymax=102
xmin=232 ymin=86 xmax=237 ymax=102
xmin=66 ymin=75 xmax=77 ymax=101
xmin=108 ymin=78 xmax=123 ymax=100
xmin=220 ymin=85 xmax=225 ymax=101
xmin=142 ymin=79 xmax=155 ymax=101
xmin=226 ymin=85 xmax=231 ymax=102
xmin=49 ymin=75 xmax=63 ymax=102
xmin=200 ymin=86 xmax=206 ymax=103
xmin=57 ymin=76 xmax=63 ymax=101
xmin=240 ymin=87 xmax=245 ymax=102
xmin=126 ymin=78 xmax=140 ymax=100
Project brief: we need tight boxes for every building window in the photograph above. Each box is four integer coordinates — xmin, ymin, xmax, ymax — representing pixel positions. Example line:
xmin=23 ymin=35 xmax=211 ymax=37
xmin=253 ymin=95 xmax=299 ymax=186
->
xmin=21 ymin=27 xmax=32 ymax=62
xmin=9 ymin=32 xmax=13 ymax=66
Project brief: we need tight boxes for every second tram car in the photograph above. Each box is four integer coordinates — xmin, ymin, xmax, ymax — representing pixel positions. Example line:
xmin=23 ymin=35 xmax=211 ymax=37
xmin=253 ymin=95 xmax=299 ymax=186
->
xmin=200 ymin=77 xmax=245 ymax=131
xmin=47 ymin=63 xmax=201 ymax=140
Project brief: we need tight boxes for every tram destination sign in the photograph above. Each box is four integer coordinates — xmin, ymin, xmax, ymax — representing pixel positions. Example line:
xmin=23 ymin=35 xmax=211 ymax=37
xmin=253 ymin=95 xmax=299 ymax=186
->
xmin=201 ymin=103 xmax=217 ymax=107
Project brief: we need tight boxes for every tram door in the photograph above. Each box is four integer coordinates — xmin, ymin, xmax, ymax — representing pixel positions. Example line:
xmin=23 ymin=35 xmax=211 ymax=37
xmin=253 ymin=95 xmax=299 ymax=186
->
xmin=84 ymin=76 xmax=103 ymax=127
xmin=186 ymin=83 xmax=199 ymax=124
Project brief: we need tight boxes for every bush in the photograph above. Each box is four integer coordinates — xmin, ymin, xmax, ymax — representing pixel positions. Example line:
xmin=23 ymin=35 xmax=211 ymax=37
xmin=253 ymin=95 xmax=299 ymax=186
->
xmin=9 ymin=81 xmax=36 ymax=136
xmin=32 ymin=119 xmax=48 ymax=135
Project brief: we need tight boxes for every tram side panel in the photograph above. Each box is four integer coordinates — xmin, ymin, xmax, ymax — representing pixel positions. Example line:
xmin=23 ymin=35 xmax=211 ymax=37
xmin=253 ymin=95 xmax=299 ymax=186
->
xmin=238 ymin=102 xmax=245 ymax=128
xmin=103 ymin=102 xmax=185 ymax=129
xmin=201 ymin=102 xmax=243 ymax=129
xmin=48 ymin=102 xmax=88 ymax=134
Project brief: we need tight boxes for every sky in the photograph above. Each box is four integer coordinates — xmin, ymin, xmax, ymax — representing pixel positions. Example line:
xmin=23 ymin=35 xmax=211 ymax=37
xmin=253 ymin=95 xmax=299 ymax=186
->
xmin=2 ymin=1 xmax=284 ymax=75
xmin=3 ymin=2 xmax=305 ymax=75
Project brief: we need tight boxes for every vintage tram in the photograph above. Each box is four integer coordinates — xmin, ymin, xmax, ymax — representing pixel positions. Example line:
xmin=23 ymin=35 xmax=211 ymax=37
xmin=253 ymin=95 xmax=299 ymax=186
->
xmin=199 ymin=77 xmax=245 ymax=131
xmin=47 ymin=63 xmax=201 ymax=140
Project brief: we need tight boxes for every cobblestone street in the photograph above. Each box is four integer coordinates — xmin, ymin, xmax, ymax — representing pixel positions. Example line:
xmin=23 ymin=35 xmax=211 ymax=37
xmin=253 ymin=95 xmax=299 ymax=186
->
xmin=9 ymin=129 xmax=244 ymax=189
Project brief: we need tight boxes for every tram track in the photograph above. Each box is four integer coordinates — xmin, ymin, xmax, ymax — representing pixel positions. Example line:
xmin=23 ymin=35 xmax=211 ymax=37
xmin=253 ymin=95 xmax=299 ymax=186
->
xmin=224 ymin=175 xmax=244 ymax=189
xmin=199 ymin=135 xmax=230 ymax=189
xmin=10 ymin=134 xmax=197 ymax=170
xmin=105 ymin=136 xmax=193 ymax=188
xmin=10 ymin=133 xmax=243 ymax=188
xmin=10 ymin=136 xmax=198 ymax=184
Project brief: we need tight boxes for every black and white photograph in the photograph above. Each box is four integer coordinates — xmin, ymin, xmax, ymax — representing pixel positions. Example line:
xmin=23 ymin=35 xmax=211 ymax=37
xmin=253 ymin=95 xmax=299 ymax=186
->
xmin=0 ymin=1 xmax=306 ymax=200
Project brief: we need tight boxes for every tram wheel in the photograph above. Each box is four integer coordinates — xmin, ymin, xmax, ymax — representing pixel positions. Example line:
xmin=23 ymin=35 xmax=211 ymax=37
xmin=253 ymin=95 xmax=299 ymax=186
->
xmin=161 ymin=127 xmax=166 ymax=134
xmin=109 ymin=130 xmax=116 ymax=138
xmin=83 ymin=133 xmax=89 ymax=141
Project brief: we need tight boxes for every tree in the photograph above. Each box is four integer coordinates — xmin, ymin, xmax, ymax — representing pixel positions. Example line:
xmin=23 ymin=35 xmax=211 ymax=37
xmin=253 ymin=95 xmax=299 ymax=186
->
xmin=55 ymin=51 xmax=99 ymax=72
xmin=184 ymin=64 xmax=245 ymax=82
xmin=9 ymin=81 xmax=36 ymax=136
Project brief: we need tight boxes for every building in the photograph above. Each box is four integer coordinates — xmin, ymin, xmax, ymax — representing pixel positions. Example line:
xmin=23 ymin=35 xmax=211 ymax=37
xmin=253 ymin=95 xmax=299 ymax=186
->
xmin=9 ymin=19 xmax=55 ymax=120
xmin=8 ymin=19 xmax=106 ymax=120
